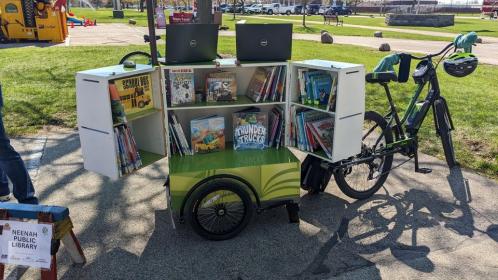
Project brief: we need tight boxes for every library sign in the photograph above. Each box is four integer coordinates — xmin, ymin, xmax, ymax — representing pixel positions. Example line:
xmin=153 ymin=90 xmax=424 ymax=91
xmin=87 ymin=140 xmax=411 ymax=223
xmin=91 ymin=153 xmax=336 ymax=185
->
xmin=0 ymin=220 xmax=52 ymax=269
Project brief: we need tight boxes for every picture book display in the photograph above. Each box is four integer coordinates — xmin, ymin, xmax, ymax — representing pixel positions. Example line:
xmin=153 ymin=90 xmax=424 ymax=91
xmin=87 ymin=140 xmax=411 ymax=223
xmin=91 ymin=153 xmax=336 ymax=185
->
xmin=291 ymin=108 xmax=334 ymax=158
xmin=233 ymin=108 xmax=268 ymax=150
xmin=190 ymin=116 xmax=226 ymax=154
xmin=112 ymin=74 xmax=154 ymax=114
xmin=246 ymin=66 xmax=286 ymax=103
xmin=168 ymin=68 xmax=195 ymax=106
xmin=206 ymin=72 xmax=237 ymax=102
xmin=297 ymin=69 xmax=337 ymax=111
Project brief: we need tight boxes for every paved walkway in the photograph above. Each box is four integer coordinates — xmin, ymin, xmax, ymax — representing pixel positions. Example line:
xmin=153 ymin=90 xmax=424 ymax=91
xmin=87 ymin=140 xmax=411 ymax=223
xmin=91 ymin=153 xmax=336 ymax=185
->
xmin=4 ymin=129 xmax=498 ymax=279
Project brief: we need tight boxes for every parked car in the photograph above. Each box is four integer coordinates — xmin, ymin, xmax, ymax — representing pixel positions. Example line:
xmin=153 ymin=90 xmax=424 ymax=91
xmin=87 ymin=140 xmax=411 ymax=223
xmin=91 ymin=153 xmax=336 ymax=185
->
xmin=325 ymin=6 xmax=353 ymax=15
xmin=262 ymin=3 xmax=279 ymax=15
xmin=294 ymin=5 xmax=305 ymax=14
xmin=319 ymin=5 xmax=330 ymax=15
xmin=246 ymin=4 xmax=263 ymax=14
xmin=279 ymin=5 xmax=294 ymax=15
xmin=306 ymin=4 xmax=320 ymax=15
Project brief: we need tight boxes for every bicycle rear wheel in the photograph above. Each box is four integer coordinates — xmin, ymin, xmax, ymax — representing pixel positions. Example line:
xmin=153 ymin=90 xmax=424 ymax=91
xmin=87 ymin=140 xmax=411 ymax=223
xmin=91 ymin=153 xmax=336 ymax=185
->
xmin=119 ymin=51 xmax=152 ymax=65
xmin=334 ymin=111 xmax=394 ymax=200
xmin=435 ymin=99 xmax=457 ymax=168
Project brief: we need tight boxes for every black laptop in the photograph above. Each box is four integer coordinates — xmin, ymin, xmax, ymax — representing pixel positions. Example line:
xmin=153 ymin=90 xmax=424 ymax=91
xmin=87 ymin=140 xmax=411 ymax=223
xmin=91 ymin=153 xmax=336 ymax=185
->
xmin=236 ymin=24 xmax=292 ymax=62
xmin=166 ymin=24 xmax=219 ymax=64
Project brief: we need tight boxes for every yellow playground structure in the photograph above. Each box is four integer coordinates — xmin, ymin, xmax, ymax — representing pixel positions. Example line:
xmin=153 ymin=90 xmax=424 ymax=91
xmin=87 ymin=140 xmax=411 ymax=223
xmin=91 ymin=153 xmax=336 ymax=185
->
xmin=0 ymin=0 xmax=68 ymax=43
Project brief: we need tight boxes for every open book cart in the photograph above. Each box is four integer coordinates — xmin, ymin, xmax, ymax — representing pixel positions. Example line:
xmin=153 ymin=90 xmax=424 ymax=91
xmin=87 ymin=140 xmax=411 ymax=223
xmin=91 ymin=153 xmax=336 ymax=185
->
xmin=76 ymin=58 xmax=365 ymax=240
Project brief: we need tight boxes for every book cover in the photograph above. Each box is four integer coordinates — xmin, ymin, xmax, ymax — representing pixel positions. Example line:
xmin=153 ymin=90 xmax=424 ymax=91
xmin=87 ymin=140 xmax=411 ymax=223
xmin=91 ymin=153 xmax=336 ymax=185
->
xmin=233 ymin=109 xmax=268 ymax=150
xmin=246 ymin=67 xmax=269 ymax=102
xmin=309 ymin=118 xmax=334 ymax=158
xmin=206 ymin=72 xmax=237 ymax=102
xmin=169 ymin=68 xmax=195 ymax=106
xmin=190 ymin=116 xmax=225 ymax=154
xmin=314 ymin=76 xmax=333 ymax=105
xmin=326 ymin=75 xmax=338 ymax=112
xmin=113 ymin=74 xmax=154 ymax=114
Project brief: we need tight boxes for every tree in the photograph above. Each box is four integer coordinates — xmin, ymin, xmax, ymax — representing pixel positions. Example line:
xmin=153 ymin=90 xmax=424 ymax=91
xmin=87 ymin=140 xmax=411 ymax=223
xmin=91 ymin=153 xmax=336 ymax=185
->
xmin=349 ymin=0 xmax=364 ymax=15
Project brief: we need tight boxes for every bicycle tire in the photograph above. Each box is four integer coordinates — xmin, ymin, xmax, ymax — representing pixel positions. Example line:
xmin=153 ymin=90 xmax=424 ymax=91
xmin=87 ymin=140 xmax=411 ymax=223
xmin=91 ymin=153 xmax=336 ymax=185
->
xmin=119 ymin=51 xmax=152 ymax=65
xmin=435 ymin=99 xmax=457 ymax=168
xmin=334 ymin=111 xmax=394 ymax=200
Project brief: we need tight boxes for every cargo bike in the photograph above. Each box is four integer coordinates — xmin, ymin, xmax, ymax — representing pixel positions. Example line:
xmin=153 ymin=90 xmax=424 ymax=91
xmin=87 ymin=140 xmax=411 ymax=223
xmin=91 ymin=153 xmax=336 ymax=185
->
xmin=77 ymin=1 xmax=478 ymax=240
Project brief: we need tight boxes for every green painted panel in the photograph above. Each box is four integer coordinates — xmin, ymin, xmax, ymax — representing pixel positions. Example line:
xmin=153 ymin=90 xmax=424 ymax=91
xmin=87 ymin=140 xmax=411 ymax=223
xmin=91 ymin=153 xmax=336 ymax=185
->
xmin=169 ymin=149 xmax=301 ymax=212
xmin=169 ymin=147 xmax=299 ymax=174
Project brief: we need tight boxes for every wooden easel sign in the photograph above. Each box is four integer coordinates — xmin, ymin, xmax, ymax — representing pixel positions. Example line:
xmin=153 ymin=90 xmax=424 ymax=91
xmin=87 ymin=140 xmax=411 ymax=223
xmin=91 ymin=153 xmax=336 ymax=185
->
xmin=0 ymin=220 xmax=53 ymax=269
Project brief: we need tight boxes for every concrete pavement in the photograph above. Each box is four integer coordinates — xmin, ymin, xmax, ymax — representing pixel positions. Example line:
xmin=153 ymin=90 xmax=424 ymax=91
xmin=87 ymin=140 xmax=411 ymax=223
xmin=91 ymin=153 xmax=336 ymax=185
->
xmin=3 ymin=129 xmax=498 ymax=279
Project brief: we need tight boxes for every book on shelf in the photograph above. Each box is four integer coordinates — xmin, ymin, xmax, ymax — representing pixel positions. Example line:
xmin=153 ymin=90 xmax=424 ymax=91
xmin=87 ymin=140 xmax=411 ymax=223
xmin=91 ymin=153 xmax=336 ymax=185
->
xmin=112 ymin=73 xmax=154 ymax=114
xmin=169 ymin=68 xmax=195 ymax=106
xmin=190 ymin=115 xmax=225 ymax=154
xmin=246 ymin=66 xmax=286 ymax=103
xmin=297 ymin=69 xmax=337 ymax=111
xmin=268 ymin=106 xmax=285 ymax=149
xmin=233 ymin=107 xmax=268 ymax=150
xmin=168 ymin=112 xmax=192 ymax=156
xmin=206 ymin=71 xmax=237 ymax=102
xmin=109 ymin=83 xmax=127 ymax=124
xmin=292 ymin=109 xmax=334 ymax=159
xmin=114 ymin=124 xmax=142 ymax=176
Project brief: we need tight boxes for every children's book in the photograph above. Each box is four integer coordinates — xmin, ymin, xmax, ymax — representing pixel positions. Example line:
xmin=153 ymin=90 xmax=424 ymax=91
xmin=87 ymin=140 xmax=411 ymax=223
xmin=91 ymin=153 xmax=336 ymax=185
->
xmin=313 ymin=75 xmax=333 ymax=105
xmin=113 ymin=73 xmax=154 ymax=114
xmin=190 ymin=116 xmax=225 ymax=154
xmin=246 ymin=67 xmax=269 ymax=102
xmin=233 ymin=108 xmax=268 ymax=150
xmin=169 ymin=68 xmax=195 ymax=106
xmin=326 ymin=75 xmax=338 ymax=112
xmin=309 ymin=118 xmax=334 ymax=159
xmin=206 ymin=72 xmax=237 ymax=102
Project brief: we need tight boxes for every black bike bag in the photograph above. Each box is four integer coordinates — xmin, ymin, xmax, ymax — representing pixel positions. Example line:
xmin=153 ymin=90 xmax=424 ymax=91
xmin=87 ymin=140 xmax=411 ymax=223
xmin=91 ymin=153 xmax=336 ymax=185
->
xmin=398 ymin=53 xmax=412 ymax=83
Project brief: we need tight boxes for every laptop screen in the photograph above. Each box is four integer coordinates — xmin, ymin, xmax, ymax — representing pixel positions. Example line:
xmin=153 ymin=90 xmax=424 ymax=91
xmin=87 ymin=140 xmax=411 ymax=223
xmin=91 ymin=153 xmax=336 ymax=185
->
xmin=236 ymin=24 xmax=292 ymax=62
xmin=166 ymin=24 xmax=219 ymax=64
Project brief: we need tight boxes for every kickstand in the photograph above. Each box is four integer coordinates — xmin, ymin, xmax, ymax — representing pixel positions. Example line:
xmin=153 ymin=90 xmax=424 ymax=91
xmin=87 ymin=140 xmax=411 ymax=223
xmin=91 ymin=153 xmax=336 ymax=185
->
xmin=414 ymin=148 xmax=432 ymax=174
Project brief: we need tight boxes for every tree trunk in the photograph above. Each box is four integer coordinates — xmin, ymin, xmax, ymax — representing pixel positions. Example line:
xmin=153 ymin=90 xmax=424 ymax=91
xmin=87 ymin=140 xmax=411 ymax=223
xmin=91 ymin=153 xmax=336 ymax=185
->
xmin=140 ymin=0 xmax=145 ymax=12
xmin=302 ymin=0 xmax=307 ymax=28
xmin=198 ymin=0 xmax=213 ymax=23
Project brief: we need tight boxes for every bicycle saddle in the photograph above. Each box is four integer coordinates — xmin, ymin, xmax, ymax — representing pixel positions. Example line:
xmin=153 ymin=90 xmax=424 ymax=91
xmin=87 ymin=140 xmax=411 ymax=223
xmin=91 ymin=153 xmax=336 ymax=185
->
xmin=365 ymin=71 xmax=398 ymax=84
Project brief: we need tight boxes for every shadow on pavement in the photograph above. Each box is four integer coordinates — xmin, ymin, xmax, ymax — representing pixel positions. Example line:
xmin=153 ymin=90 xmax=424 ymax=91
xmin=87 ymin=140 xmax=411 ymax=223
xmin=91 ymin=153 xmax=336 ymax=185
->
xmin=31 ymin=132 xmax=494 ymax=279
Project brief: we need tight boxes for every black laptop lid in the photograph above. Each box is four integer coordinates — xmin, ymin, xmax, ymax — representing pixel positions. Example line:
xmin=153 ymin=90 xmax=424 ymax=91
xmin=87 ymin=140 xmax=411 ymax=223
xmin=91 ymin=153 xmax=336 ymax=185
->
xmin=166 ymin=24 xmax=219 ymax=64
xmin=236 ymin=24 xmax=292 ymax=62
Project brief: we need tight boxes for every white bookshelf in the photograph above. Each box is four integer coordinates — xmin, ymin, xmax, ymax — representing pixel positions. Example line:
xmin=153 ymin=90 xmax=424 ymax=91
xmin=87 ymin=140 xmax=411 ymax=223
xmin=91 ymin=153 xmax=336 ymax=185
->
xmin=288 ymin=59 xmax=365 ymax=163
xmin=76 ymin=65 xmax=167 ymax=180
xmin=76 ymin=59 xmax=365 ymax=179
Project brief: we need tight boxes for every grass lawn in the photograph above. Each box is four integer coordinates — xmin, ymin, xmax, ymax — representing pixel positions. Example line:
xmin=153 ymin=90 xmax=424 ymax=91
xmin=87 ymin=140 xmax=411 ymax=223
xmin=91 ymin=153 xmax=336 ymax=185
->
xmin=0 ymin=38 xmax=496 ymax=178
xmin=225 ymin=15 xmax=449 ymax=41
xmin=70 ymin=7 xmax=150 ymax=26
xmin=259 ymin=14 xmax=498 ymax=38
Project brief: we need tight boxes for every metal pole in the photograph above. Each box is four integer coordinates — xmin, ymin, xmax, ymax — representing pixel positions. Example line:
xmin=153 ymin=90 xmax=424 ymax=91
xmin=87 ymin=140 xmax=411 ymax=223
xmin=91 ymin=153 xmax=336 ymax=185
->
xmin=146 ymin=0 xmax=159 ymax=66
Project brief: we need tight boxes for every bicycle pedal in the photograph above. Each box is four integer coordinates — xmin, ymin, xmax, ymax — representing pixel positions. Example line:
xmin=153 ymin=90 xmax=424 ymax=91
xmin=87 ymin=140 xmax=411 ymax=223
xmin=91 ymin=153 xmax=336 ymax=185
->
xmin=415 ymin=167 xmax=432 ymax=174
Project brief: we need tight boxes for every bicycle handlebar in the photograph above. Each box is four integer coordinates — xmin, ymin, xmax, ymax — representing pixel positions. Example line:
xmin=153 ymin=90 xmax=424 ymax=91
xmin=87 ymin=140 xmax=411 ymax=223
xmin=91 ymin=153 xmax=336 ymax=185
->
xmin=409 ymin=42 xmax=454 ymax=60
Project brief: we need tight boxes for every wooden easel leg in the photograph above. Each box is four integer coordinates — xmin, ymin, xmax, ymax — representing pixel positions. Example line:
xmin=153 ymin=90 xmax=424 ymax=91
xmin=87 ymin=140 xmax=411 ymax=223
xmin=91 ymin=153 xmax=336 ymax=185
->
xmin=60 ymin=230 xmax=86 ymax=264
xmin=0 ymin=209 xmax=8 ymax=280
xmin=40 ymin=255 xmax=57 ymax=280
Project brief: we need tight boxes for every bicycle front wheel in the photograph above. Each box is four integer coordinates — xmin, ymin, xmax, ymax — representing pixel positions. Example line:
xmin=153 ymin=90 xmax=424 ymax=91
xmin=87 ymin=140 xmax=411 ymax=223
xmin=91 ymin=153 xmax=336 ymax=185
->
xmin=435 ymin=99 xmax=457 ymax=168
xmin=119 ymin=51 xmax=152 ymax=65
xmin=334 ymin=111 xmax=394 ymax=200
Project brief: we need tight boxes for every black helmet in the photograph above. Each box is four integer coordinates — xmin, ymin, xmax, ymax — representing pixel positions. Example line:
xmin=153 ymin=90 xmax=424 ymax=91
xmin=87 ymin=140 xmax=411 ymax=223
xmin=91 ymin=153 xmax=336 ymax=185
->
xmin=443 ymin=52 xmax=478 ymax=77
